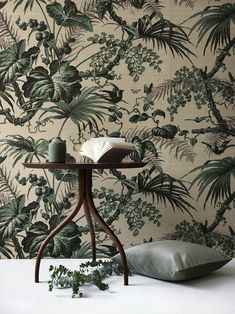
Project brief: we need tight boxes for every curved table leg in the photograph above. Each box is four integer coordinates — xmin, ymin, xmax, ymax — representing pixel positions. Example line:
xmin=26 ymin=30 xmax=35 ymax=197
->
xmin=84 ymin=170 xmax=128 ymax=285
xmin=83 ymin=199 xmax=96 ymax=261
xmin=34 ymin=170 xmax=86 ymax=283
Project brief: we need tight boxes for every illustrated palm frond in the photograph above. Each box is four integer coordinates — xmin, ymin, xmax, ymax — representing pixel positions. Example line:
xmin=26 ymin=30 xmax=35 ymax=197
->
xmin=143 ymin=0 xmax=164 ymax=15
xmin=40 ymin=86 xmax=110 ymax=135
xmin=0 ymin=135 xmax=48 ymax=166
xmin=138 ymin=14 xmax=194 ymax=60
xmin=157 ymin=137 xmax=197 ymax=163
xmin=137 ymin=170 xmax=194 ymax=215
xmin=142 ymin=149 xmax=163 ymax=172
xmin=79 ymin=0 xmax=100 ymax=12
xmin=174 ymin=0 xmax=196 ymax=9
xmin=149 ymin=79 xmax=181 ymax=100
xmin=115 ymin=0 xmax=164 ymax=12
xmin=13 ymin=0 xmax=46 ymax=13
xmin=186 ymin=157 xmax=235 ymax=208
xmin=187 ymin=3 xmax=235 ymax=53
xmin=0 ymin=166 xmax=18 ymax=200
xmin=80 ymin=0 xmax=104 ymax=23
xmin=0 ymin=11 xmax=20 ymax=47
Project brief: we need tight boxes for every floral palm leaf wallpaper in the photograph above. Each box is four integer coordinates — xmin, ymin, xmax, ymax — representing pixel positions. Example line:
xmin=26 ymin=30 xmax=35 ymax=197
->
xmin=0 ymin=0 xmax=234 ymax=259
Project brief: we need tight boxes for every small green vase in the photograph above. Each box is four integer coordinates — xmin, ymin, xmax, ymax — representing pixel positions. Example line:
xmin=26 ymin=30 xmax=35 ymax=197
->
xmin=48 ymin=137 xmax=66 ymax=163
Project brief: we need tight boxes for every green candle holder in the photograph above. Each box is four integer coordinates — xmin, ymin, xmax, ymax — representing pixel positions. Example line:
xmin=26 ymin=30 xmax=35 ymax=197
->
xmin=48 ymin=137 xmax=66 ymax=163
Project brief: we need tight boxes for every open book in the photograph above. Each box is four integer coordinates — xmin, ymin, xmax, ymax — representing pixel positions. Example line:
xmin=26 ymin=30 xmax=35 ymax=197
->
xmin=79 ymin=137 xmax=135 ymax=163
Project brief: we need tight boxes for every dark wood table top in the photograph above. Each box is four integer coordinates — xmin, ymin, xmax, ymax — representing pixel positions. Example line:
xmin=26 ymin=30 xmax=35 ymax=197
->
xmin=23 ymin=162 xmax=146 ymax=170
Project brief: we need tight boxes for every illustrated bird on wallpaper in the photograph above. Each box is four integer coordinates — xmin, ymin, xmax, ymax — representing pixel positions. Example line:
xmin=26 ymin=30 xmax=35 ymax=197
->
xmin=202 ymin=139 xmax=235 ymax=155
xmin=96 ymin=83 xmax=127 ymax=104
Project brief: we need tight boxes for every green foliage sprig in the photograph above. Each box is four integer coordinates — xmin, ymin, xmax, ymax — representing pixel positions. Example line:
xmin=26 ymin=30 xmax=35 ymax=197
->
xmin=93 ymin=187 xmax=162 ymax=236
xmin=48 ymin=260 xmax=123 ymax=298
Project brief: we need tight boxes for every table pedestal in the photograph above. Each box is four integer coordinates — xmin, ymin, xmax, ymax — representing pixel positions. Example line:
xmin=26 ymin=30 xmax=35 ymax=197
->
xmin=35 ymin=169 xmax=128 ymax=285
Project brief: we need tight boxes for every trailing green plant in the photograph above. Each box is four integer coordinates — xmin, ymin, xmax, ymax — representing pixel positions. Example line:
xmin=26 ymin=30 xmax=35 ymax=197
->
xmin=48 ymin=260 xmax=123 ymax=298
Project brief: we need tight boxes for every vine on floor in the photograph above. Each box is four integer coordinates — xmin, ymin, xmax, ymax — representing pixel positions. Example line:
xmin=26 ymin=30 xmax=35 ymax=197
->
xmin=48 ymin=260 xmax=123 ymax=298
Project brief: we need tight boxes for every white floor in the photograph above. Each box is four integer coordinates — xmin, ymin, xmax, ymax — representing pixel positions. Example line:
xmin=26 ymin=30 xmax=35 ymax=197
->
xmin=0 ymin=258 xmax=234 ymax=314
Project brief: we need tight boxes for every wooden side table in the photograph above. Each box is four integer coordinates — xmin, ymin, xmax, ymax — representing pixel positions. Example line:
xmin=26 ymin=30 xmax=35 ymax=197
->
xmin=23 ymin=162 xmax=146 ymax=285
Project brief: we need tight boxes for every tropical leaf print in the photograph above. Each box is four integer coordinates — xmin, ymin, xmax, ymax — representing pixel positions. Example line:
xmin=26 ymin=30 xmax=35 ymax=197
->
xmin=0 ymin=10 xmax=20 ymax=48
xmin=188 ymin=3 xmax=235 ymax=53
xmin=22 ymin=216 xmax=81 ymax=258
xmin=46 ymin=0 xmax=93 ymax=31
xmin=0 ymin=195 xmax=39 ymax=245
xmin=187 ymin=157 xmax=235 ymax=208
xmin=23 ymin=60 xmax=81 ymax=103
xmin=0 ymin=0 xmax=233 ymax=259
xmin=0 ymin=135 xmax=48 ymax=166
xmin=39 ymin=86 xmax=110 ymax=135
xmin=137 ymin=14 xmax=194 ymax=59
xmin=0 ymin=40 xmax=39 ymax=84
xmin=13 ymin=0 xmax=46 ymax=13
xmin=0 ymin=165 xmax=18 ymax=200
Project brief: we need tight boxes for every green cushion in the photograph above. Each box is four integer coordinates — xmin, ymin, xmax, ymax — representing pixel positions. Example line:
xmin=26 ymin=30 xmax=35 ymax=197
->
xmin=112 ymin=240 xmax=232 ymax=281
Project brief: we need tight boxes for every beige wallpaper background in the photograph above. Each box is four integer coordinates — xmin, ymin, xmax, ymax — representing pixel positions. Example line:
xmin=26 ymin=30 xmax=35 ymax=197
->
xmin=0 ymin=0 xmax=234 ymax=258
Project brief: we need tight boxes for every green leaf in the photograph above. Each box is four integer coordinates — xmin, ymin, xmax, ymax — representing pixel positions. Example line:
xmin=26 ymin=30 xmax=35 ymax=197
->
xmin=131 ymin=136 xmax=145 ymax=162
xmin=161 ymin=124 xmax=178 ymax=139
xmin=152 ymin=109 xmax=166 ymax=118
xmin=0 ymin=195 xmax=39 ymax=243
xmin=0 ymin=40 xmax=39 ymax=84
xmin=138 ymin=113 xmax=149 ymax=121
xmin=129 ymin=114 xmax=140 ymax=123
xmin=97 ymin=1 xmax=107 ymax=19
xmin=143 ymin=140 xmax=158 ymax=155
xmin=144 ymin=82 xmax=153 ymax=94
xmin=46 ymin=0 xmax=93 ymax=31
xmin=23 ymin=60 xmax=81 ymax=103
xmin=22 ymin=216 xmax=81 ymax=257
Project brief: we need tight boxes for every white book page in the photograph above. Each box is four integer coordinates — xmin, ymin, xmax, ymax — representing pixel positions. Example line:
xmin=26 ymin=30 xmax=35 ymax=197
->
xmin=90 ymin=137 xmax=126 ymax=161
xmin=80 ymin=137 xmax=128 ymax=162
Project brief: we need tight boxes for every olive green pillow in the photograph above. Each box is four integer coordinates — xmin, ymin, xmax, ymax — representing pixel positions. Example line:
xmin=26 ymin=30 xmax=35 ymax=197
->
xmin=112 ymin=240 xmax=232 ymax=281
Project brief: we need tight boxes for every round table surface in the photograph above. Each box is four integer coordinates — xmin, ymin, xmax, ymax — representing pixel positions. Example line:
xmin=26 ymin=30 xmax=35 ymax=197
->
xmin=23 ymin=162 xmax=146 ymax=170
